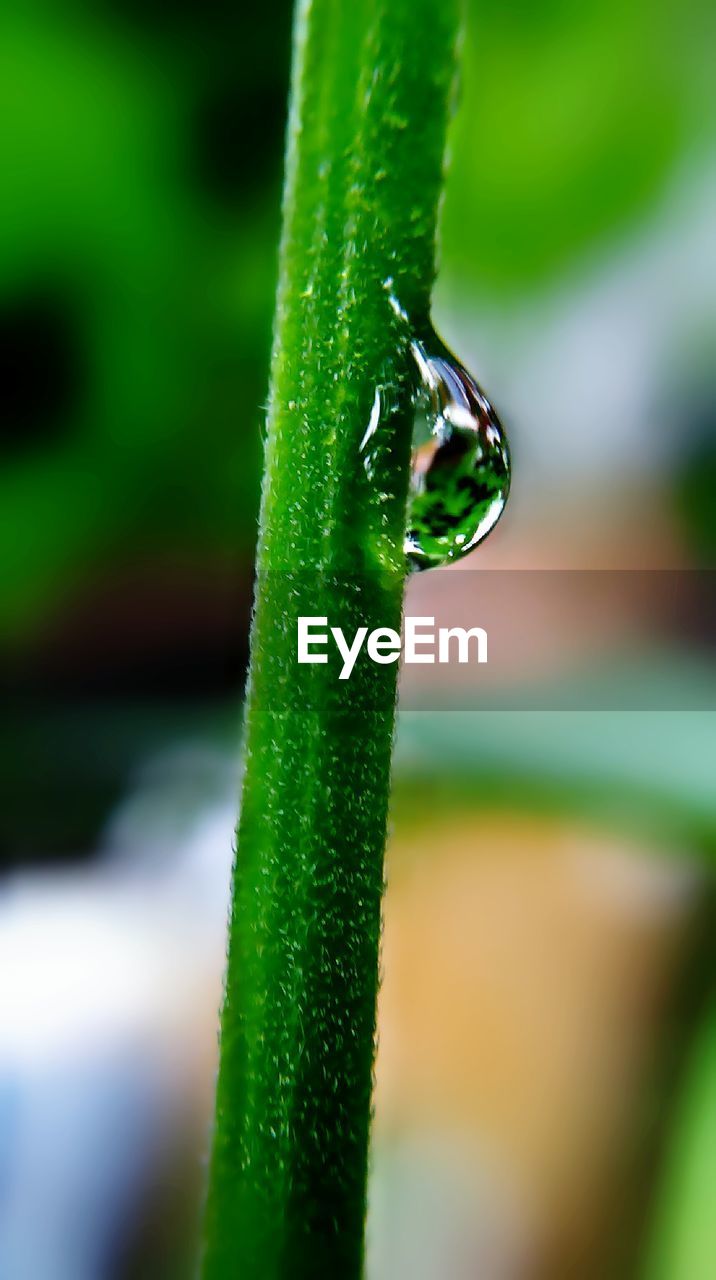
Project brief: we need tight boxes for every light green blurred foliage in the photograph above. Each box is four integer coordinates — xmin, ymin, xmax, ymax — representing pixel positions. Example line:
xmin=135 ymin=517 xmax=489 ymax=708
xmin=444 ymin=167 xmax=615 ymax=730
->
xmin=442 ymin=0 xmax=713 ymax=291
xmin=644 ymin=1004 xmax=716 ymax=1280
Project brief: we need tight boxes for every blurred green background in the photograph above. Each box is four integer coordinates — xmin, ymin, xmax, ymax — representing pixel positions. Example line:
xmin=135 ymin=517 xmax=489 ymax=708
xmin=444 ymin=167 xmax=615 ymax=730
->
xmin=1 ymin=1 xmax=715 ymax=1277
xmin=2 ymin=0 xmax=713 ymax=678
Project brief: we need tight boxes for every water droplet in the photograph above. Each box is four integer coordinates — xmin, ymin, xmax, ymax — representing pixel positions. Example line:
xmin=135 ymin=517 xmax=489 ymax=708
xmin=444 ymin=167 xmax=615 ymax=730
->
xmin=405 ymin=332 xmax=510 ymax=570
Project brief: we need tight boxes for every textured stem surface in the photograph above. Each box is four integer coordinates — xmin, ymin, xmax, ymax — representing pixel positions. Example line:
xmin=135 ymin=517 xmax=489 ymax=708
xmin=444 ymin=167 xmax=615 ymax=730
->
xmin=203 ymin=2 xmax=459 ymax=1275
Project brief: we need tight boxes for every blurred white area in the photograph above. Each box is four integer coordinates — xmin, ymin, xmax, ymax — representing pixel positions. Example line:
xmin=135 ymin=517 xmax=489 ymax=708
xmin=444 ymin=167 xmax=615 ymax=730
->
xmin=0 ymin=745 xmax=237 ymax=1280
xmin=1 ymin=746 xmax=237 ymax=1067
xmin=367 ymin=1133 xmax=531 ymax=1280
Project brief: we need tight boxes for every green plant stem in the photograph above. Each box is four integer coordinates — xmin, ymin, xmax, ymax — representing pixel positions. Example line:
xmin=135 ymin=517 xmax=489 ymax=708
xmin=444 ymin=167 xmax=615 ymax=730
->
xmin=202 ymin=2 xmax=459 ymax=1276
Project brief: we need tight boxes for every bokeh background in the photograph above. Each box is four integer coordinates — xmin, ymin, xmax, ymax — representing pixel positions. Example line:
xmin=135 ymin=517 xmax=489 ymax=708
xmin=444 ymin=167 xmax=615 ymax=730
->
xmin=2 ymin=1 xmax=715 ymax=1277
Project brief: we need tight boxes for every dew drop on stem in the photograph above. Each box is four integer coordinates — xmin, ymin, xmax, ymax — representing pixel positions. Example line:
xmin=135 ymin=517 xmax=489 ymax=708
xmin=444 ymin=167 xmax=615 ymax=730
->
xmin=406 ymin=330 xmax=511 ymax=569
xmin=361 ymin=287 xmax=511 ymax=571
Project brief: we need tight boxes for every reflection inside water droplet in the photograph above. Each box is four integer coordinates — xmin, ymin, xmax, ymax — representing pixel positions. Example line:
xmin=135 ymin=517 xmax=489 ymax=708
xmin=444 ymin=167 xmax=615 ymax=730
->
xmin=359 ymin=288 xmax=511 ymax=571
xmin=405 ymin=333 xmax=511 ymax=570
